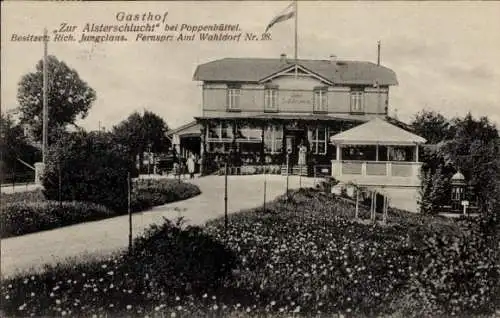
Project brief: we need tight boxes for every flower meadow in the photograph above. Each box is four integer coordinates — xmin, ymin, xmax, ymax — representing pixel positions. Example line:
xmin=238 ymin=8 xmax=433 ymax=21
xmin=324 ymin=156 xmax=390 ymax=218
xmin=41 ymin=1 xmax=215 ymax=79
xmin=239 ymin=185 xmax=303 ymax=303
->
xmin=2 ymin=188 xmax=499 ymax=317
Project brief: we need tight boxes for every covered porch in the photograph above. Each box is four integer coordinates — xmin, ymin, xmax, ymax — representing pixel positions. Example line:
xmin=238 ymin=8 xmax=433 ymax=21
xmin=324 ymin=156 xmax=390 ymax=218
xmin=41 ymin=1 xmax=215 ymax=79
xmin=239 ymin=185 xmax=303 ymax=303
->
xmin=330 ymin=118 xmax=427 ymax=187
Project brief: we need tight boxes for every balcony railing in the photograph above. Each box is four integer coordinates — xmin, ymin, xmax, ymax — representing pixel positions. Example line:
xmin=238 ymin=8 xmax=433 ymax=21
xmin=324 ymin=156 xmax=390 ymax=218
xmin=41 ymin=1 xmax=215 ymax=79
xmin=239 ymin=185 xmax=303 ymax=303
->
xmin=332 ymin=160 xmax=422 ymax=179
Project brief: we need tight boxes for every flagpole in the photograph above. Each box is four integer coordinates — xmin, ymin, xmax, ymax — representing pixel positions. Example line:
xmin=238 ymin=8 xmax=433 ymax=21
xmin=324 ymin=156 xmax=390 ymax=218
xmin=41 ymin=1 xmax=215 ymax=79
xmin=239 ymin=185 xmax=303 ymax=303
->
xmin=294 ymin=0 xmax=298 ymax=61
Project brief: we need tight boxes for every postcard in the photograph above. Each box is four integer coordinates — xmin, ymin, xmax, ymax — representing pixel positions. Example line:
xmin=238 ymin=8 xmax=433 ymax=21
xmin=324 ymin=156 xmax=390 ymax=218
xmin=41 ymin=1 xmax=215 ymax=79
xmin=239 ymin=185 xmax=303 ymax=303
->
xmin=1 ymin=1 xmax=499 ymax=317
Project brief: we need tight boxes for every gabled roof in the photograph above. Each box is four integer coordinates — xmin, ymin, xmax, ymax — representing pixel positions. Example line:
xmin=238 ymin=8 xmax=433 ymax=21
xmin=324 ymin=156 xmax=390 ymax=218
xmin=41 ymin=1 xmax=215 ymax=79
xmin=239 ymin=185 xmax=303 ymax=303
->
xmin=166 ymin=120 xmax=201 ymax=137
xmin=193 ymin=58 xmax=398 ymax=86
xmin=330 ymin=118 xmax=427 ymax=145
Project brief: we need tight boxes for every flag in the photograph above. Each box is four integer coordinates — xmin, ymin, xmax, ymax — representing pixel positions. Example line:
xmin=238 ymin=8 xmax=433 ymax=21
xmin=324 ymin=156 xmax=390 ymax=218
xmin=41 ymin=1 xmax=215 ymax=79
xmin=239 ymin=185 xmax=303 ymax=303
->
xmin=265 ymin=2 xmax=296 ymax=33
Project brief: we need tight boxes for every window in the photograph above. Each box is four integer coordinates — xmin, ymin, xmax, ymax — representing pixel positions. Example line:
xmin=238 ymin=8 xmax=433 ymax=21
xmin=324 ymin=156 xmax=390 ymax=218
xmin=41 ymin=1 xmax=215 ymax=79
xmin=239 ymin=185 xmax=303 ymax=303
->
xmin=227 ymin=85 xmax=241 ymax=110
xmin=313 ymin=88 xmax=328 ymax=112
xmin=310 ymin=127 xmax=328 ymax=154
xmin=264 ymin=125 xmax=283 ymax=154
xmin=264 ymin=88 xmax=278 ymax=111
xmin=206 ymin=122 xmax=233 ymax=153
xmin=350 ymin=90 xmax=364 ymax=113
xmin=235 ymin=124 xmax=262 ymax=141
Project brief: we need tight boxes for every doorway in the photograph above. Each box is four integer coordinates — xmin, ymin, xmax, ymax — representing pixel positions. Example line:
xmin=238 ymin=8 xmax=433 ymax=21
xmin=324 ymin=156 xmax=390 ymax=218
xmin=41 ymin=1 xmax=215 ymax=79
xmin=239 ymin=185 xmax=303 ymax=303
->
xmin=285 ymin=130 xmax=308 ymax=165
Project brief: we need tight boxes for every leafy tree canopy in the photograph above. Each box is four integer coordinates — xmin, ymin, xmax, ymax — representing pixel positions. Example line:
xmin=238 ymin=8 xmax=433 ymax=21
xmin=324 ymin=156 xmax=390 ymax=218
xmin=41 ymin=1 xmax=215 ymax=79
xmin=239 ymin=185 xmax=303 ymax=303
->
xmin=17 ymin=55 xmax=96 ymax=143
xmin=0 ymin=113 xmax=41 ymax=173
xmin=410 ymin=109 xmax=451 ymax=144
xmin=112 ymin=110 xmax=170 ymax=171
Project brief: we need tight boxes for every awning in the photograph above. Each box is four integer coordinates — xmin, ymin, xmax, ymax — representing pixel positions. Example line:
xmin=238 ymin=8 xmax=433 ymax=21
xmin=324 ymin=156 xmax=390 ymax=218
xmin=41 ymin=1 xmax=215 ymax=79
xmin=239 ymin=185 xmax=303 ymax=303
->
xmin=330 ymin=118 xmax=426 ymax=146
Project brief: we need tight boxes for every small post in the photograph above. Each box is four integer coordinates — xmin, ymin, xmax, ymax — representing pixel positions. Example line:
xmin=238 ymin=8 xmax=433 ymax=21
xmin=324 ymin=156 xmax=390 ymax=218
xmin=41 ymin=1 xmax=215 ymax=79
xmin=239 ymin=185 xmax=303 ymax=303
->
xmin=12 ymin=159 xmax=16 ymax=191
xmin=373 ymin=192 xmax=378 ymax=223
xmin=382 ymin=196 xmax=387 ymax=224
xmin=58 ymin=162 xmax=62 ymax=207
xmin=224 ymin=159 xmax=228 ymax=237
xmin=263 ymin=173 xmax=267 ymax=213
xmin=370 ymin=191 xmax=375 ymax=222
xmin=286 ymin=153 xmax=290 ymax=198
xmin=299 ymin=164 xmax=302 ymax=188
xmin=128 ymin=172 xmax=132 ymax=253
xmin=355 ymin=188 xmax=359 ymax=219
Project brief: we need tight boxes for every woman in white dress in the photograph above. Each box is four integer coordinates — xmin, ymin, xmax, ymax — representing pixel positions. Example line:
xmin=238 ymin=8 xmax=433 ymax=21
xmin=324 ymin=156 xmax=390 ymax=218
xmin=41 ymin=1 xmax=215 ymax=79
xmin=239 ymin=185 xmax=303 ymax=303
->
xmin=298 ymin=142 xmax=307 ymax=166
xmin=187 ymin=154 xmax=196 ymax=179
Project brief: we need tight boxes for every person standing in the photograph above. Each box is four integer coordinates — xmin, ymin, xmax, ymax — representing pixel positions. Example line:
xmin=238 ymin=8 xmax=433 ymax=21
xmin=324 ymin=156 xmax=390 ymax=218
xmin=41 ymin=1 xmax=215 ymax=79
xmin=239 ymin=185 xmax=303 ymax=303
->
xmin=298 ymin=141 xmax=307 ymax=166
xmin=187 ymin=154 xmax=196 ymax=179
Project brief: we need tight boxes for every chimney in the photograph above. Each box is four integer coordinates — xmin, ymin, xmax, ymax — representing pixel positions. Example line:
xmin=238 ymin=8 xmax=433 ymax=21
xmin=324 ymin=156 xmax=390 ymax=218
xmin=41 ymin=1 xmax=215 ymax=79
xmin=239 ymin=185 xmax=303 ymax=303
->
xmin=329 ymin=54 xmax=338 ymax=65
xmin=280 ymin=53 xmax=287 ymax=63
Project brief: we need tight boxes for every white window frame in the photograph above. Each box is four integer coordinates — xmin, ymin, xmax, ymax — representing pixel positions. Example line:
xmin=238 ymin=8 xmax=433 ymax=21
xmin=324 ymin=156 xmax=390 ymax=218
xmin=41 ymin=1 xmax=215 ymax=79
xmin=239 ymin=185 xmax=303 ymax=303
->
xmin=310 ymin=127 xmax=328 ymax=155
xmin=350 ymin=91 xmax=364 ymax=113
xmin=264 ymin=88 xmax=278 ymax=111
xmin=206 ymin=122 xmax=233 ymax=142
xmin=313 ymin=88 xmax=328 ymax=112
xmin=227 ymin=87 xmax=241 ymax=110
xmin=264 ymin=125 xmax=283 ymax=154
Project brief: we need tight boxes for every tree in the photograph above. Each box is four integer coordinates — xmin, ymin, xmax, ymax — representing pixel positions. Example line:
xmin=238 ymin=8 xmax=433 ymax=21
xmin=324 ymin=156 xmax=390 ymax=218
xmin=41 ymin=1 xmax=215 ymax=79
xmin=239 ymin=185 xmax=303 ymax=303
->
xmin=42 ymin=131 xmax=133 ymax=211
xmin=0 ymin=112 xmax=41 ymax=179
xmin=410 ymin=110 xmax=451 ymax=144
xmin=17 ymin=55 xmax=96 ymax=144
xmin=439 ymin=113 xmax=499 ymax=212
xmin=112 ymin=110 xmax=170 ymax=172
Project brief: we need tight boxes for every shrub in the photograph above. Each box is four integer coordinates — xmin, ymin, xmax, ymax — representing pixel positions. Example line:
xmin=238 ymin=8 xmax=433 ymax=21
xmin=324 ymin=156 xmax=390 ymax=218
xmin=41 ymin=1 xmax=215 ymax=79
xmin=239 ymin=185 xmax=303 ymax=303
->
xmin=1 ymin=201 xmax=113 ymax=237
xmin=127 ymin=219 xmax=238 ymax=293
xmin=1 ymin=179 xmax=200 ymax=238
xmin=132 ymin=179 xmax=200 ymax=210
xmin=42 ymin=131 xmax=134 ymax=211
xmin=0 ymin=189 xmax=46 ymax=205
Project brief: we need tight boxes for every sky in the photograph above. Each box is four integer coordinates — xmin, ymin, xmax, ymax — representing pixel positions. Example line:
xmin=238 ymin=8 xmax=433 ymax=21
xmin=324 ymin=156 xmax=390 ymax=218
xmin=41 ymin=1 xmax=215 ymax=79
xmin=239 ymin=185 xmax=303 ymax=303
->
xmin=1 ymin=1 xmax=500 ymax=131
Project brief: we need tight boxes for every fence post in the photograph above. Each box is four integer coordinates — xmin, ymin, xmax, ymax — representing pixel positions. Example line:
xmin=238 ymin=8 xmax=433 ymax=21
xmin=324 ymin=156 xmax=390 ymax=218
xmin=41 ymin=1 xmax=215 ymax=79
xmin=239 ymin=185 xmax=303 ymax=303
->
xmin=128 ymin=172 xmax=132 ymax=253
xmin=224 ymin=160 xmax=228 ymax=239
xmin=286 ymin=153 xmax=290 ymax=199
xmin=263 ymin=172 xmax=267 ymax=213
xmin=58 ymin=162 xmax=62 ymax=207
xmin=355 ymin=189 xmax=359 ymax=219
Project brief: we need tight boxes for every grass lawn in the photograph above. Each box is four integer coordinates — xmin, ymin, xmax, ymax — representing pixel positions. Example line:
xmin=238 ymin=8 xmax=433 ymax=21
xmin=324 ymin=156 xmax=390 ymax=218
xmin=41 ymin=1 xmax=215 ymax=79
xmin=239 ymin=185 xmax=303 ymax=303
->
xmin=1 ymin=188 xmax=499 ymax=317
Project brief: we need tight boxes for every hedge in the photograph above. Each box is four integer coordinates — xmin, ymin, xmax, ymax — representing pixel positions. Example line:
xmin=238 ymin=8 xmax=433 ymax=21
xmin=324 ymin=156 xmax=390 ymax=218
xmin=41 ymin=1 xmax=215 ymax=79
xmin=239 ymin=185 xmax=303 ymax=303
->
xmin=1 ymin=201 xmax=114 ymax=238
xmin=1 ymin=179 xmax=201 ymax=238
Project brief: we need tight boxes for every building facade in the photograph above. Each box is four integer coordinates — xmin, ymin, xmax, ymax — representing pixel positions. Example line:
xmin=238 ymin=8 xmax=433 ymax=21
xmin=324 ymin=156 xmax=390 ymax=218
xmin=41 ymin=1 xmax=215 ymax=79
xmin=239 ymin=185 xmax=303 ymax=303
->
xmin=170 ymin=54 xmax=426 ymax=192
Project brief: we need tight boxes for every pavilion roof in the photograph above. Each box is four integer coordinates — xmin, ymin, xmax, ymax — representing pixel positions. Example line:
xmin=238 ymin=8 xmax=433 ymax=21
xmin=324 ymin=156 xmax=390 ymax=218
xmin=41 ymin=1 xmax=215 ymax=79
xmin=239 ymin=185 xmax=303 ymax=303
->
xmin=330 ymin=118 xmax=427 ymax=146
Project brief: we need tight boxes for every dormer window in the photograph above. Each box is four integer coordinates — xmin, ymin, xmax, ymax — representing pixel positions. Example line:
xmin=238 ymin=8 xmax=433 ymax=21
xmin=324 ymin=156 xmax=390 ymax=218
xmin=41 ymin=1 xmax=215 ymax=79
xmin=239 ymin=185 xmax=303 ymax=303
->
xmin=313 ymin=87 xmax=328 ymax=113
xmin=264 ymin=84 xmax=279 ymax=112
xmin=227 ymin=84 xmax=241 ymax=111
xmin=350 ymin=88 xmax=365 ymax=113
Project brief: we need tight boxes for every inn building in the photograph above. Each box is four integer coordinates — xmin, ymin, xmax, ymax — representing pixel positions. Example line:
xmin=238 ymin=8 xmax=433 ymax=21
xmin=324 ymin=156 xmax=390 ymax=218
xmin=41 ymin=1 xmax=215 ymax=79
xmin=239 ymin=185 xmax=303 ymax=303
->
xmin=169 ymin=54 xmax=426 ymax=192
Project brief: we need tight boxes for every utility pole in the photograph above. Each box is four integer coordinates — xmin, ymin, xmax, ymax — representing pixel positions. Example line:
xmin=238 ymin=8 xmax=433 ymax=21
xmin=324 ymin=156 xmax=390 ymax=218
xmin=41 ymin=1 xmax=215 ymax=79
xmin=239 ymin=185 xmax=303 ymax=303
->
xmin=42 ymin=28 xmax=49 ymax=164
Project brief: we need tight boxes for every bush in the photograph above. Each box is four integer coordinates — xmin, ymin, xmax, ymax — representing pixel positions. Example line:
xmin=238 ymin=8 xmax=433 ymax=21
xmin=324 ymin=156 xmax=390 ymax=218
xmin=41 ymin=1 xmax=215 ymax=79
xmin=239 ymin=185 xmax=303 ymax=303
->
xmin=1 ymin=201 xmax=113 ymax=237
xmin=2 ymin=179 xmax=200 ymax=238
xmin=127 ymin=219 xmax=238 ymax=293
xmin=42 ymin=131 xmax=134 ymax=211
xmin=0 ymin=189 xmax=46 ymax=205
xmin=131 ymin=179 xmax=200 ymax=211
